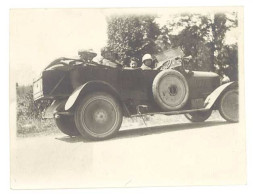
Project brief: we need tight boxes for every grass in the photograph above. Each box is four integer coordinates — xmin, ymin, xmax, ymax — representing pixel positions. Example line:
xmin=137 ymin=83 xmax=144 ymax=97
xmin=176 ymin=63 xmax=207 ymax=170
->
xmin=17 ymin=110 xmax=223 ymax=137
xmin=17 ymin=118 xmax=59 ymax=137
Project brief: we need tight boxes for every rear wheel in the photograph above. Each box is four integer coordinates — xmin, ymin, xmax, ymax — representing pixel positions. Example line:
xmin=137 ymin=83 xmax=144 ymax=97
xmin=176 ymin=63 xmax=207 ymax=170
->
xmin=54 ymin=101 xmax=80 ymax=136
xmin=55 ymin=116 xmax=80 ymax=136
xmin=74 ymin=92 xmax=123 ymax=140
xmin=219 ymin=89 xmax=239 ymax=122
xmin=185 ymin=110 xmax=212 ymax=122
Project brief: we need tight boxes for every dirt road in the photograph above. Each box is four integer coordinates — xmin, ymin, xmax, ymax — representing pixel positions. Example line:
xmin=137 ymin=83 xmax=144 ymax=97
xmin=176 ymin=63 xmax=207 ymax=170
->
xmin=11 ymin=113 xmax=246 ymax=189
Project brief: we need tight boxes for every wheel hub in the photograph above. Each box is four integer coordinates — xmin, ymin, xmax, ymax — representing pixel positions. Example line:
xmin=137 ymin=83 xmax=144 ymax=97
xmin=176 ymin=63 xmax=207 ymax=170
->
xmin=93 ymin=109 xmax=108 ymax=123
xmin=168 ymin=85 xmax=178 ymax=96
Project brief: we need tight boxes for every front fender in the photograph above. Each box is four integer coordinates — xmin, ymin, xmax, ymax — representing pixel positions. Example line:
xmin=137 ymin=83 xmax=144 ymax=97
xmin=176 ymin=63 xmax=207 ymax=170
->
xmin=204 ymin=81 xmax=238 ymax=109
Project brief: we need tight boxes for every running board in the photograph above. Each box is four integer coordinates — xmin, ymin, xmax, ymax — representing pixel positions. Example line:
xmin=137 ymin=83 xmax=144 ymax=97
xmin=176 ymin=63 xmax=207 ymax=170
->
xmin=54 ymin=108 xmax=210 ymax=118
xmin=131 ymin=108 xmax=209 ymax=117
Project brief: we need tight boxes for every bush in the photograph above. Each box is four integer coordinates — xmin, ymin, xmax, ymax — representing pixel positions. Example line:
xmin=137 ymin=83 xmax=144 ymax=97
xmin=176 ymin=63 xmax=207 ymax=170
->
xmin=16 ymin=84 xmax=56 ymax=136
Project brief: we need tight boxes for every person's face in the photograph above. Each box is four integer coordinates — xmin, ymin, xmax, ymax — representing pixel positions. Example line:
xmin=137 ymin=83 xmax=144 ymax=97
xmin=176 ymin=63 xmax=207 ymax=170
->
xmin=144 ymin=59 xmax=152 ymax=67
xmin=130 ymin=60 xmax=138 ymax=68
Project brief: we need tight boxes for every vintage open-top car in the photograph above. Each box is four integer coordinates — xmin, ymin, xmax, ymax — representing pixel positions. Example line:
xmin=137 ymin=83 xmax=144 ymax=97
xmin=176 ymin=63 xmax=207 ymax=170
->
xmin=33 ymin=50 xmax=239 ymax=140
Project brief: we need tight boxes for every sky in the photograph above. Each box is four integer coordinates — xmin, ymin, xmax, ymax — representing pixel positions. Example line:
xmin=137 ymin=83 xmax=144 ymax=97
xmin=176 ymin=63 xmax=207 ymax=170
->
xmin=10 ymin=8 xmax=241 ymax=85
xmin=10 ymin=9 xmax=108 ymax=85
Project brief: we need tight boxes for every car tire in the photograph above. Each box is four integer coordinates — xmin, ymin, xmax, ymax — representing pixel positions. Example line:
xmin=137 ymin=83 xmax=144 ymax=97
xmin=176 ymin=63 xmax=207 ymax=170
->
xmin=54 ymin=101 xmax=80 ymax=136
xmin=55 ymin=115 xmax=80 ymax=136
xmin=74 ymin=92 xmax=123 ymax=140
xmin=219 ymin=88 xmax=239 ymax=122
xmin=185 ymin=110 xmax=212 ymax=122
xmin=152 ymin=69 xmax=189 ymax=111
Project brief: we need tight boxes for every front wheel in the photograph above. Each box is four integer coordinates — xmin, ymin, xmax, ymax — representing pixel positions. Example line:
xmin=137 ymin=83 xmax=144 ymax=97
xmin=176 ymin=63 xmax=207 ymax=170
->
xmin=219 ymin=89 xmax=239 ymax=122
xmin=74 ymin=92 xmax=123 ymax=140
xmin=185 ymin=110 xmax=212 ymax=122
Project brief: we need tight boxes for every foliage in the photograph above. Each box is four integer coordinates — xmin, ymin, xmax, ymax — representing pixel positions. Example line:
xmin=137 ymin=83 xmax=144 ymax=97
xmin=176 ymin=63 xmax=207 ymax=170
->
xmin=167 ymin=12 xmax=238 ymax=79
xmin=16 ymin=85 xmax=55 ymax=136
xmin=103 ymin=15 xmax=169 ymax=66
xmin=218 ymin=44 xmax=238 ymax=81
xmin=17 ymin=85 xmax=39 ymax=119
xmin=103 ymin=13 xmax=238 ymax=80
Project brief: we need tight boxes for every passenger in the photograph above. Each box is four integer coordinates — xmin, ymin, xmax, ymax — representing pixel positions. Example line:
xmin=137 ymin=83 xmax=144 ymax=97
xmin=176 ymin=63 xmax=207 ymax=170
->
xmin=101 ymin=51 xmax=119 ymax=68
xmin=129 ymin=57 xmax=139 ymax=69
xmin=141 ymin=54 xmax=153 ymax=70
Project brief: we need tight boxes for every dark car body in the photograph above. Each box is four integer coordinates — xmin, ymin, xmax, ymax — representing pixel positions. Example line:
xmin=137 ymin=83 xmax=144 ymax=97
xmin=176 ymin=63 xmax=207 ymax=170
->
xmin=33 ymin=58 xmax=220 ymax=116
xmin=33 ymin=51 xmax=239 ymax=140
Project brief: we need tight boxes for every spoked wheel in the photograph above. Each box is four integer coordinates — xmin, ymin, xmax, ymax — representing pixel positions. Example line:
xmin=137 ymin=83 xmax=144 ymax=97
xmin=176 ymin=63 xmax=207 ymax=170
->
xmin=74 ymin=92 xmax=123 ymax=140
xmin=219 ymin=89 xmax=239 ymax=122
xmin=185 ymin=110 xmax=212 ymax=122
xmin=55 ymin=115 xmax=80 ymax=136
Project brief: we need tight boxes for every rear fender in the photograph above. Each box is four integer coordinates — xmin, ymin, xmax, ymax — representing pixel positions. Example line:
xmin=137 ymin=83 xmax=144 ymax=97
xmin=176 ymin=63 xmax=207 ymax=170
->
xmin=64 ymin=83 xmax=89 ymax=111
xmin=64 ymin=81 xmax=129 ymax=116
xmin=204 ymin=81 xmax=238 ymax=109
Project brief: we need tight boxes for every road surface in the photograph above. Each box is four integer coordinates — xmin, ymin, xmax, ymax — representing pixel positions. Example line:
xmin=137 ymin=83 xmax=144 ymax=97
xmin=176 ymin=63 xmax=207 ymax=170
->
xmin=11 ymin=114 xmax=246 ymax=189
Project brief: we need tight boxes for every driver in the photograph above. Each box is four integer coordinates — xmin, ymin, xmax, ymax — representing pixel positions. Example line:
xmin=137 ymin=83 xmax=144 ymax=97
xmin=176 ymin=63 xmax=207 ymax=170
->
xmin=141 ymin=54 xmax=153 ymax=70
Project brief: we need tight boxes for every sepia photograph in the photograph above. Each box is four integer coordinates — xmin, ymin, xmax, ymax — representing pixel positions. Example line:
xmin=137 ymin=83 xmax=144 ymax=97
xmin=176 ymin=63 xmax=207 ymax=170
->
xmin=9 ymin=7 xmax=245 ymax=189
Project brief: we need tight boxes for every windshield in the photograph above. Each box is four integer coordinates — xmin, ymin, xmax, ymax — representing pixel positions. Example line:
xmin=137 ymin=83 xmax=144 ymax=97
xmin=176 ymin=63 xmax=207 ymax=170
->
xmin=154 ymin=47 xmax=184 ymax=70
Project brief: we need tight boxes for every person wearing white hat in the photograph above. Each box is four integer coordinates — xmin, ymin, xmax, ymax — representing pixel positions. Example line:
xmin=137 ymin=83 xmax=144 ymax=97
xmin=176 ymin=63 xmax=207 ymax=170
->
xmin=141 ymin=54 xmax=153 ymax=70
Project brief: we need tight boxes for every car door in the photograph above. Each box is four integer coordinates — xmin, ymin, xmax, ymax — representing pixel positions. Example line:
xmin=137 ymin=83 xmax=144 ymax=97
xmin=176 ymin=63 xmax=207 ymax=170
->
xmin=120 ymin=68 xmax=159 ymax=101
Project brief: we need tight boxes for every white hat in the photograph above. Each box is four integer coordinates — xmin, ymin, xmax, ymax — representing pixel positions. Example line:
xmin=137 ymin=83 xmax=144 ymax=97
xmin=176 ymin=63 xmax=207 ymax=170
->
xmin=142 ymin=54 xmax=152 ymax=62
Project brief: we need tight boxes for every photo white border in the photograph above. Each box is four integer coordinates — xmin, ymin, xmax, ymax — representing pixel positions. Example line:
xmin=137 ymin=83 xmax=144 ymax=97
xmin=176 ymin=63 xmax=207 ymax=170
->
xmin=2 ymin=0 xmax=253 ymax=195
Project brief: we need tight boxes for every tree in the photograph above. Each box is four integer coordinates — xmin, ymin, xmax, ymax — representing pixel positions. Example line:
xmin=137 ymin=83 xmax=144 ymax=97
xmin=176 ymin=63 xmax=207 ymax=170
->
xmin=154 ymin=26 xmax=171 ymax=52
xmin=219 ymin=44 xmax=238 ymax=81
xmin=104 ymin=15 xmax=165 ymax=66
xmin=208 ymin=13 xmax=237 ymax=71
xmin=166 ymin=12 xmax=238 ymax=73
